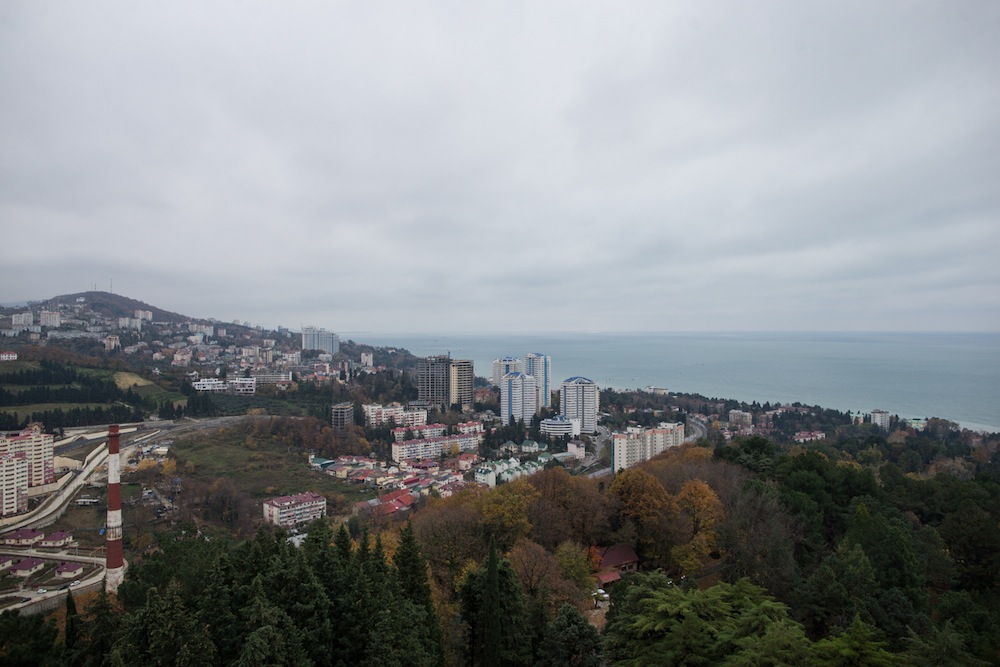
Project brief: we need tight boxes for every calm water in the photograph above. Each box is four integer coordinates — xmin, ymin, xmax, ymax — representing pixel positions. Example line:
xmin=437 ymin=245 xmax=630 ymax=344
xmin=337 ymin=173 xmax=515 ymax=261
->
xmin=357 ymin=332 xmax=1000 ymax=433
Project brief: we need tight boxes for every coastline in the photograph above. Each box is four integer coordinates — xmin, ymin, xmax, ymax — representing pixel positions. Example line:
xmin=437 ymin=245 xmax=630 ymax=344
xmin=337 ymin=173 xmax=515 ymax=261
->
xmin=357 ymin=331 xmax=1000 ymax=434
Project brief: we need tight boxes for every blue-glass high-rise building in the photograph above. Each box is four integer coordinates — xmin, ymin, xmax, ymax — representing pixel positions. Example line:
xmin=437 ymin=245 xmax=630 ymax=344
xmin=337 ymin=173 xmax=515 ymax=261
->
xmin=524 ymin=352 xmax=551 ymax=408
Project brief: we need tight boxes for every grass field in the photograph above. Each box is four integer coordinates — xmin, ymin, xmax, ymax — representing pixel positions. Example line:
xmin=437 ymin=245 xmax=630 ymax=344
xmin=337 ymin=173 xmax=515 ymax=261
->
xmin=0 ymin=360 xmax=40 ymax=374
xmin=172 ymin=424 xmax=374 ymax=503
xmin=112 ymin=372 xmax=153 ymax=390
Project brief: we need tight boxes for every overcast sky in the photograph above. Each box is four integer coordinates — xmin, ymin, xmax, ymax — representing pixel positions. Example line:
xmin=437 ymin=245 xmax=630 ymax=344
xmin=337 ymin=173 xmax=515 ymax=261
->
xmin=2 ymin=2 xmax=998 ymax=334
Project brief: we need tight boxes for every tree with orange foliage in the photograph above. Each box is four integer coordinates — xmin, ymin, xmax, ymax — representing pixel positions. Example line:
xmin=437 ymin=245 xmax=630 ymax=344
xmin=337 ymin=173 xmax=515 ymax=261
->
xmin=608 ymin=467 xmax=678 ymax=562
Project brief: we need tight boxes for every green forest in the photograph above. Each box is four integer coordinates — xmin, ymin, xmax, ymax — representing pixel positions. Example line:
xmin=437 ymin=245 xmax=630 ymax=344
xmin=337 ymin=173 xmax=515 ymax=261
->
xmin=3 ymin=423 xmax=999 ymax=665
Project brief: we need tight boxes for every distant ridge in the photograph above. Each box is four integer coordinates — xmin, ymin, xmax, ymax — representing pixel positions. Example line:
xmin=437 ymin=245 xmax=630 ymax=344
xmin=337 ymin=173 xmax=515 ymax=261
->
xmin=43 ymin=291 xmax=191 ymax=324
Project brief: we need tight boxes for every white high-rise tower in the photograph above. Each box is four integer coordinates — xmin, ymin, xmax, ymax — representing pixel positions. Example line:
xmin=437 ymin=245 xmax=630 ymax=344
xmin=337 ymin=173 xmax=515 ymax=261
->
xmin=500 ymin=372 xmax=537 ymax=426
xmin=523 ymin=353 xmax=551 ymax=408
xmin=561 ymin=377 xmax=599 ymax=433
xmin=492 ymin=357 xmax=523 ymax=387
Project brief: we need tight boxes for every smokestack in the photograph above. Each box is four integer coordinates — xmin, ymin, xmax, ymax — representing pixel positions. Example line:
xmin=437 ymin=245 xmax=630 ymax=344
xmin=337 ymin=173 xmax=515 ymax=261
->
xmin=105 ymin=424 xmax=124 ymax=593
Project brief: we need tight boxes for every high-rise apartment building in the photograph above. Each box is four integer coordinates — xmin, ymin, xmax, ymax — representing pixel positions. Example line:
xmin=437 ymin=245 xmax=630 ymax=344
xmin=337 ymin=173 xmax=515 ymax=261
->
xmin=500 ymin=372 xmax=537 ymax=426
xmin=492 ymin=357 xmax=523 ymax=387
xmin=523 ymin=353 xmax=551 ymax=408
xmin=301 ymin=326 xmax=340 ymax=354
xmin=418 ymin=355 xmax=474 ymax=411
xmin=561 ymin=377 xmax=599 ymax=434
xmin=418 ymin=355 xmax=451 ymax=407
xmin=449 ymin=359 xmax=474 ymax=412
xmin=331 ymin=402 xmax=354 ymax=434
xmin=612 ymin=423 xmax=685 ymax=471
xmin=0 ymin=425 xmax=54 ymax=488
xmin=0 ymin=455 xmax=29 ymax=516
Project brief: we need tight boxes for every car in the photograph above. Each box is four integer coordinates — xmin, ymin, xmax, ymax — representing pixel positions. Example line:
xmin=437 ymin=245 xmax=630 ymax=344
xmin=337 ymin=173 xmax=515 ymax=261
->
xmin=36 ymin=588 xmax=47 ymax=594
xmin=70 ymin=580 xmax=81 ymax=587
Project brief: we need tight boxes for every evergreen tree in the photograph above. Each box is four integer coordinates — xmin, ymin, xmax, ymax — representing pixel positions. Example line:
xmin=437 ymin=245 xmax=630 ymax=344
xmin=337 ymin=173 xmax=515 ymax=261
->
xmin=76 ymin=584 xmax=122 ymax=667
xmin=459 ymin=537 xmax=530 ymax=667
xmin=109 ymin=583 xmax=216 ymax=667
xmin=536 ymin=603 xmax=603 ymax=667
xmin=262 ymin=544 xmax=332 ymax=667
xmin=197 ymin=553 xmax=245 ymax=665
xmin=393 ymin=520 xmax=444 ymax=665
xmin=0 ymin=609 xmax=61 ymax=667
xmin=810 ymin=613 xmax=897 ymax=667
xmin=234 ymin=577 xmax=311 ymax=667
xmin=64 ymin=591 xmax=80 ymax=655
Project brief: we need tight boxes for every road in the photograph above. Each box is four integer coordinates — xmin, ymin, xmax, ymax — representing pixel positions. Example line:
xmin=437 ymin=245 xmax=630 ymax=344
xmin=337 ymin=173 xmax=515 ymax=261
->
xmin=685 ymin=417 xmax=707 ymax=442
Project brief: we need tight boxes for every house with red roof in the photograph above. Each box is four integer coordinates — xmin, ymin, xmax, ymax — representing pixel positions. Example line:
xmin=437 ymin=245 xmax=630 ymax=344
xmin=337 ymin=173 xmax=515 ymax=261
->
xmin=3 ymin=528 xmax=44 ymax=546
xmin=594 ymin=543 xmax=639 ymax=586
xmin=10 ymin=557 xmax=45 ymax=577
xmin=39 ymin=531 xmax=73 ymax=548
xmin=56 ymin=562 xmax=85 ymax=578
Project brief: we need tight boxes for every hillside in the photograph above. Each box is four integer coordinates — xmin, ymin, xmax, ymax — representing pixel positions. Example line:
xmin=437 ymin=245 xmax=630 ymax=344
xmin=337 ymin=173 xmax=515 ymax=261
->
xmin=42 ymin=291 xmax=191 ymax=323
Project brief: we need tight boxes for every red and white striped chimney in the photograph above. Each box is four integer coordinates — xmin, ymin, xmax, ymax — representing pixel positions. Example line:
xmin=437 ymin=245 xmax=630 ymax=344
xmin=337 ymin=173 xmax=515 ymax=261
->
xmin=105 ymin=424 xmax=124 ymax=593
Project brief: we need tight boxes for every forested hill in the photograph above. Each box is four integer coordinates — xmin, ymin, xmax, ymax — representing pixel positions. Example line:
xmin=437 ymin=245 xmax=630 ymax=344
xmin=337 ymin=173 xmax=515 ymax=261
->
xmin=42 ymin=291 xmax=190 ymax=323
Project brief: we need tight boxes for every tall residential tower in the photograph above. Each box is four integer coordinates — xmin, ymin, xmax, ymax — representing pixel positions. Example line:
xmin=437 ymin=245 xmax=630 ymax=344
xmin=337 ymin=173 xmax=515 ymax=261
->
xmin=500 ymin=372 xmax=537 ymax=426
xmin=523 ymin=353 xmax=551 ymax=408
xmin=561 ymin=377 xmax=599 ymax=434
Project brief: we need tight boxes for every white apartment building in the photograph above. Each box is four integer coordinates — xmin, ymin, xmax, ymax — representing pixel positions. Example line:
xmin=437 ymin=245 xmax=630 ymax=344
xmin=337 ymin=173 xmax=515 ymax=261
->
xmin=188 ymin=323 xmax=214 ymax=337
xmin=363 ymin=404 xmax=428 ymax=428
xmin=500 ymin=372 xmax=537 ymax=426
xmin=192 ymin=377 xmax=256 ymax=394
xmin=561 ymin=377 xmax=599 ymax=434
xmin=391 ymin=432 xmax=483 ymax=463
xmin=612 ymin=422 xmax=685 ymax=471
xmin=492 ymin=357 xmax=523 ymax=387
xmin=252 ymin=371 xmax=293 ymax=384
xmin=729 ymin=410 xmax=753 ymax=427
xmin=871 ymin=409 xmax=891 ymax=429
xmin=0 ymin=425 xmax=54 ymax=488
xmin=523 ymin=353 xmax=551 ymax=408
xmin=0 ymin=455 xmax=29 ymax=516
xmin=301 ymin=327 xmax=340 ymax=354
xmin=40 ymin=311 xmax=61 ymax=328
xmin=540 ymin=415 xmax=581 ymax=439
xmin=392 ymin=424 xmax=447 ymax=441
xmin=262 ymin=492 xmax=327 ymax=527
xmin=455 ymin=421 xmax=485 ymax=436
xmin=11 ymin=312 xmax=33 ymax=327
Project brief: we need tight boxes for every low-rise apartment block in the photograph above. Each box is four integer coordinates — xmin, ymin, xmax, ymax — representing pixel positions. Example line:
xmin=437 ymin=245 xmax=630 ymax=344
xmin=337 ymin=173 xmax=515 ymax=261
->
xmin=612 ymin=422 xmax=685 ymax=471
xmin=262 ymin=492 xmax=327 ymax=527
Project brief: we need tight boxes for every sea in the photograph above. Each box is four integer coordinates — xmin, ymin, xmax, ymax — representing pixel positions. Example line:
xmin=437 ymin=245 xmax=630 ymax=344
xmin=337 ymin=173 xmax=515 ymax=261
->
xmin=356 ymin=332 xmax=1000 ymax=434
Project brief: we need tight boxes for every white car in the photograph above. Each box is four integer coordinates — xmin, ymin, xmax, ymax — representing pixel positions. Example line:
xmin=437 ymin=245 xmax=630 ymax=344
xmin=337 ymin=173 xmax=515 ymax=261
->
xmin=36 ymin=588 xmax=47 ymax=594
xmin=70 ymin=580 xmax=81 ymax=587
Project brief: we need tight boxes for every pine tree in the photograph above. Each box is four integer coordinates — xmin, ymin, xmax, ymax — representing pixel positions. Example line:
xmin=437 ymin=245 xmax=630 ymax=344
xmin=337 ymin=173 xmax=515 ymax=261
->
xmin=76 ymin=584 xmax=122 ymax=667
xmin=109 ymin=583 xmax=216 ymax=667
xmin=536 ymin=603 xmax=603 ymax=667
xmin=64 ymin=591 xmax=80 ymax=654
xmin=460 ymin=537 xmax=530 ymax=667
xmin=234 ymin=577 xmax=311 ymax=667
xmin=393 ymin=521 xmax=445 ymax=665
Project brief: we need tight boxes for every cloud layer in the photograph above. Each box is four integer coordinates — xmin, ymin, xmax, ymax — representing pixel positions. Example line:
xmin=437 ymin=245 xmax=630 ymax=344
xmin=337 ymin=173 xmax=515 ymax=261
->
xmin=2 ymin=1 xmax=998 ymax=332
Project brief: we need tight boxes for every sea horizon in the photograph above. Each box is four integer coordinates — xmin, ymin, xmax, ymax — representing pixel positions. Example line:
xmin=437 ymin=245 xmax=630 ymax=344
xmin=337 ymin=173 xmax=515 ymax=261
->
xmin=355 ymin=331 xmax=1000 ymax=434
